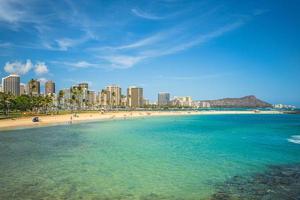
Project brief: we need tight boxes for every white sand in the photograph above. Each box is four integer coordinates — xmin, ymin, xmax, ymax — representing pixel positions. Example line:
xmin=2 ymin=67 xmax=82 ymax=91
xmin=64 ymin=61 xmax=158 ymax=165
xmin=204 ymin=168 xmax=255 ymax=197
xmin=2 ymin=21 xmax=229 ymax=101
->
xmin=0 ymin=110 xmax=282 ymax=130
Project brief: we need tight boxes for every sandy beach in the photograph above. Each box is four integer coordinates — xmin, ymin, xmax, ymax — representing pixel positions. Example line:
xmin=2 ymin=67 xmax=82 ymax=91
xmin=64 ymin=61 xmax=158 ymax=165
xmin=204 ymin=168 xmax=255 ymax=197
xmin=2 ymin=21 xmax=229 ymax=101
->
xmin=0 ymin=110 xmax=282 ymax=130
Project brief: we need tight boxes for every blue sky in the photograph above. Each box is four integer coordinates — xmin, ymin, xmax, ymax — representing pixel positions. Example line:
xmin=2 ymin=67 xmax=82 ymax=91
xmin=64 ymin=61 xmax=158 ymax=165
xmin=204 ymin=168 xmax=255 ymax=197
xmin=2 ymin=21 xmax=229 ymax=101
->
xmin=0 ymin=0 xmax=299 ymax=106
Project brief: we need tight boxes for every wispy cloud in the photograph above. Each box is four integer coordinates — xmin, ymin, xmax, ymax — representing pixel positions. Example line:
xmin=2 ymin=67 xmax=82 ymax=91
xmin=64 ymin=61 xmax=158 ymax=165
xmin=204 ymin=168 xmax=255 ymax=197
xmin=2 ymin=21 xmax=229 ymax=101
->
xmin=156 ymin=73 xmax=233 ymax=81
xmin=100 ymin=55 xmax=145 ymax=69
xmin=54 ymin=34 xmax=93 ymax=51
xmin=0 ymin=42 xmax=11 ymax=47
xmin=131 ymin=8 xmax=165 ymax=20
xmin=53 ymin=60 xmax=100 ymax=69
xmin=95 ymin=20 xmax=245 ymax=68
xmin=0 ymin=1 xmax=269 ymax=71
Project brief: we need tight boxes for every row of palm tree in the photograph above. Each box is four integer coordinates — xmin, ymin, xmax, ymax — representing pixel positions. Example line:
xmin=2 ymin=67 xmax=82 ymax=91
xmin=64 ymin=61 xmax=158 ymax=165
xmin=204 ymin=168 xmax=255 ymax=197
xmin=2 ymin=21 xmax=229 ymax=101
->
xmin=0 ymin=92 xmax=53 ymax=116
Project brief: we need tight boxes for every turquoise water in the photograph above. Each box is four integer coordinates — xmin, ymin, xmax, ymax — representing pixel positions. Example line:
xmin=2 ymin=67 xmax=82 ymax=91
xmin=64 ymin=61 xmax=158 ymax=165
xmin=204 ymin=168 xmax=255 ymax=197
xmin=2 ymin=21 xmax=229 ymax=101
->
xmin=0 ymin=114 xmax=300 ymax=199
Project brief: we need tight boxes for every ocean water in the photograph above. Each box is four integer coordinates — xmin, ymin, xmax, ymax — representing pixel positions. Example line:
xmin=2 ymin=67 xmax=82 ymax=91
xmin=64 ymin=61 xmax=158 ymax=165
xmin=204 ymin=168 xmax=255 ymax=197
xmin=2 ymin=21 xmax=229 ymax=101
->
xmin=0 ymin=114 xmax=300 ymax=199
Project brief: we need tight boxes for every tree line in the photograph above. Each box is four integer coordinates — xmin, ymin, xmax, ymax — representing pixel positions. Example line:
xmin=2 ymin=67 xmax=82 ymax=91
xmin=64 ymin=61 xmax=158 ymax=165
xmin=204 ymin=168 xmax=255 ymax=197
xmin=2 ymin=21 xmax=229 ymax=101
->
xmin=0 ymin=92 xmax=53 ymax=116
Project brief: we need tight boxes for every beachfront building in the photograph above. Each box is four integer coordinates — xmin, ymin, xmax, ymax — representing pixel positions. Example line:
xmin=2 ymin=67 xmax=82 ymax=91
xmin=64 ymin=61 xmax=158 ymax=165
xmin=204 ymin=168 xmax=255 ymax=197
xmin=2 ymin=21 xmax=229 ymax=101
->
xmin=99 ymin=89 xmax=110 ymax=107
xmin=192 ymin=101 xmax=211 ymax=108
xmin=45 ymin=80 xmax=55 ymax=95
xmin=28 ymin=79 xmax=40 ymax=96
xmin=2 ymin=74 xmax=20 ymax=96
xmin=58 ymin=88 xmax=71 ymax=109
xmin=106 ymin=85 xmax=121 ymax=107
xmin=79 ymin=83 xmax=88 ymax=90
xmin=172 ymin=96 xmax=193 ymax=107
xmin=87 ymin=90 xmax=97 ymax=107
xmin=121 ymin=95 xmax=127 ymax=107
xmin=143 ymin=99 xmax=150 ymax=106
xmin=127 ymin=86 xmax=143 ymax=108
xmin=70 ymin=85 xmax=88 ymax=109
xmin=158 ymin=92 xmax=170 ymax=106
xmin=20 ymin=83 xmax=26 ymax=95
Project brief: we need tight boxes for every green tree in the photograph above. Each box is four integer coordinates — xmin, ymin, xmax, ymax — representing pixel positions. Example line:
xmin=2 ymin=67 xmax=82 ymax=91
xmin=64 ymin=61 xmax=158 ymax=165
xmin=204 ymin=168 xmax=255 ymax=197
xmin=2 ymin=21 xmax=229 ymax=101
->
xmin=0 ymin=92 xmax=15 ymax=116
xmin=14 ymin=95 xmax=31 ymax=111
xmin=58 ymin=90 xmax=64 ymax=107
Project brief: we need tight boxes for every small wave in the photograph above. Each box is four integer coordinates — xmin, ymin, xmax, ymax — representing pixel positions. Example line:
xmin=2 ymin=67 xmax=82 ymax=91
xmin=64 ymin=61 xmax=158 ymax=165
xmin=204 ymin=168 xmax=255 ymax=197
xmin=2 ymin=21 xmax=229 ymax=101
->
xmin=287 ymin=135 xmax=300 ymax=144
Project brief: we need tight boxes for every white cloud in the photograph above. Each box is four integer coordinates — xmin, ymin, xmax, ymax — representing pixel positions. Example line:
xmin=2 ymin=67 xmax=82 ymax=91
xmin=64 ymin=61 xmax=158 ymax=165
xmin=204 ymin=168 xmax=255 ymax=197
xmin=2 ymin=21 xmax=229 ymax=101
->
xmin=34 ymin=62 xmax=49 ymax=75
xmin=37 ymin=77 xmax=48 ymax=84
xmin=58 ymin=61 xmax=99 ymax=68
xmin=40 ymin=33 xmax=96 ymax=51
xmin=4 ymin=59 xmax=32 ymax=75
xmin=101 ymin=55 xmax=145 ymax=69
xmin=114 ymin=33 xmax=166 ymax=50
xmin=0 ymin=0 xmax=26 ymax=23
xmin=95 ymin=20 xmax=244 ymax=69
xmin=131 ymin=8 xmax=164 ymax=20
xmin=0 ymin=42 xmax=11 ymax=47
xmin=154 ymin=21 xmax=245 ymax=57
xmin=3 ymin=59 xmax=49 ymax=75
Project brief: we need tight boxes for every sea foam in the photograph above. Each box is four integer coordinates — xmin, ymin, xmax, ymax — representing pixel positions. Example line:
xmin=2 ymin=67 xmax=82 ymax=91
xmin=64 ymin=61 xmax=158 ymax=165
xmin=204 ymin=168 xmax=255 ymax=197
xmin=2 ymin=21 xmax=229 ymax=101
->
xmin=287 ymin=135 xmax=300 ymax=144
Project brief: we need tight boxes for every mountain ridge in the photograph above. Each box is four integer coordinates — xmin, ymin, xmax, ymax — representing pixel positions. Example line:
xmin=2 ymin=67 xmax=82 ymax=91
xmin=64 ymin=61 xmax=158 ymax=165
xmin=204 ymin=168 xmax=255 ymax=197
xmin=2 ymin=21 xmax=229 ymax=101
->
xmin=203 ymin=95 xmax=272 ymax=108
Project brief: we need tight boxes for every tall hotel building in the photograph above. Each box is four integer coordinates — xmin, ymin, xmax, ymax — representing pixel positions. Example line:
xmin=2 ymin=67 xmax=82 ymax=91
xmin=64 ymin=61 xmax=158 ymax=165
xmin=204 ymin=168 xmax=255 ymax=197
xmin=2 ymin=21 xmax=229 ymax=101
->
xmin=2 ymin=74 xmax=20 ymax=96
xmin=45 ymin=80 xmax=55 ymax=95
xmin=127 ymin=86 xmax=143 ymax=108
xmin=20 ymin=83 xmax=26 ymax=95
xmin=106 ymin=85 xmax=121 ymax=106
xmin=79 ymin=83 xmax=89 ymax=90
xmin=158 ymin=92 xmax=170 ymax=106
xmin=28 ymin=79 xmax=40 ymax=96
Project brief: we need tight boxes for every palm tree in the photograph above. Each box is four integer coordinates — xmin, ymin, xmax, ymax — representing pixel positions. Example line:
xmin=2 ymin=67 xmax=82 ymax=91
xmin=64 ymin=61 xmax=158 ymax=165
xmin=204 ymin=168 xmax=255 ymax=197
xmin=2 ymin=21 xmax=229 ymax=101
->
xmin=112 ymin=91 xmax=116 ymax=107
xmin=71 ymin=86 xmax=84 ymax=110
xmin=0 ymin=92 xmax=14 ymax=116
xmin=58 ymin=90 xmax=64 ymax=108
xmin=43 ymin=95 xmax=53 ymax=114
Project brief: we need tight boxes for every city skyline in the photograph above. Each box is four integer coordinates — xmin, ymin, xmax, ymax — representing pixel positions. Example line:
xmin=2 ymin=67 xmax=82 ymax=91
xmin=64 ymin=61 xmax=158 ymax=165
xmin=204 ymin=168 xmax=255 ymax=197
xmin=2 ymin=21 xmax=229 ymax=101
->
xmin=0 ymin=1 xmax=299 ymax=106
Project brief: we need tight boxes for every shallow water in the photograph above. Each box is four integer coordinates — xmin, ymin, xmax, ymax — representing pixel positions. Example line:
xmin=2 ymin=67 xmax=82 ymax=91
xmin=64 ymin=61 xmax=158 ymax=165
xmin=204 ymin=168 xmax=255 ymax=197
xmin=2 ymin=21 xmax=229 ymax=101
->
xmin=0 ymin=114 xmax=299 ymax=199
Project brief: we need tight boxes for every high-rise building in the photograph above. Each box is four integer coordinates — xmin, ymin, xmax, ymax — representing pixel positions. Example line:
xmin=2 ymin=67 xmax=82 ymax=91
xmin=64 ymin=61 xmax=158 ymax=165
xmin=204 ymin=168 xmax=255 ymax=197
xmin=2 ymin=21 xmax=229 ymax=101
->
xmin=171 ymin=96 xmax=192 ymax=107
xmin=106 ymin=85 xmax=121 ymax=106
xmin=158 ymin=92 xmax=170 ymax=106
xmin=20 ymin=83 xmax=26 ymax=95
xmin=28 ymin=79 xmax=40 ymax=96
xmin=45 ymin=80 xmax=55 ymax=95
xmin=2 ymin=74 xmax=20 ymax=96
xmin=79 ymin=83 xmax=88 ymax=90
xmin=0 ymin=84 xmax=2 ymax=92
xmin=58 ymin=88 xmax=71 ymax=108
xmin=99 ymin=89 xmax=110 ymax=106
xmin=127 ymin=86 xmax=143 ymax=108
xmin=87 ymin=90 xmax=96 ymax=105
xmin=121 ymin=95 xmax=127 ymax=107
xmin=143 ymin=99 xmax=150 ymax=106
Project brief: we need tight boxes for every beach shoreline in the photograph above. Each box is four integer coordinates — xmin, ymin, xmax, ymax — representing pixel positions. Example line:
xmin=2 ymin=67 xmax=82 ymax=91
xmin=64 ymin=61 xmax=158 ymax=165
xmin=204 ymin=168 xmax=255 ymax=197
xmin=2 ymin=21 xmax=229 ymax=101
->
xmin=0 ymin=110 xmax=283 ymax=131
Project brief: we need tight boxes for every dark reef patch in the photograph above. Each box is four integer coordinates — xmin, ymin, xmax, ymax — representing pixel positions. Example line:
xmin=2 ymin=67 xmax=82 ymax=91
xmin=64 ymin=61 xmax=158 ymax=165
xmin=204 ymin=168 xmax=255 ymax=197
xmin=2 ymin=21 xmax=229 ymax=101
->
xmin=210 ymin=164 xmax=300 ymax=200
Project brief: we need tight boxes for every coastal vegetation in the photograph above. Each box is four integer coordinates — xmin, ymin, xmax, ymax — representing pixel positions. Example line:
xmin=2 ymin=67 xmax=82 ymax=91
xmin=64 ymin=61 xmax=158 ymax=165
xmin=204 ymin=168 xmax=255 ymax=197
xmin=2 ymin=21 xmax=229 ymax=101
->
xmin=0 ymin=92 xmax=53 ymax=118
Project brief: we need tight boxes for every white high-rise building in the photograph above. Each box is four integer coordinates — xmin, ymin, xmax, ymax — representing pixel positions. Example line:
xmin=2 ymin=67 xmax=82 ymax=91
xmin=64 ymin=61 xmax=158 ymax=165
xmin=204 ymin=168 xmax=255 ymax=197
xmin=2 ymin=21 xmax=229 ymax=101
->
xmin=172 ymin=96 xmax=193 ymax=107
xmin=2 ymin=74 xmax=20 ymax=96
